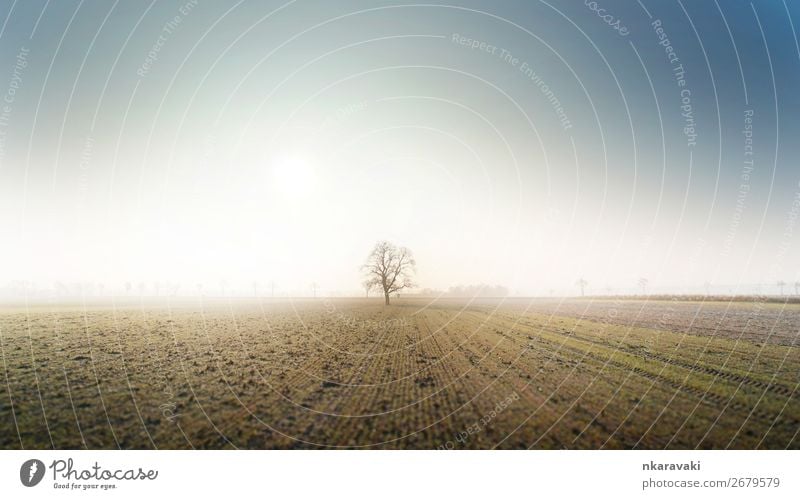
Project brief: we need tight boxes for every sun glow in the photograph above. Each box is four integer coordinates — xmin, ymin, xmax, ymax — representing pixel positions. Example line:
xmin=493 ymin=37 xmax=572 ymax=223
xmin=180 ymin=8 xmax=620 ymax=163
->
xmin=271 ymin=155 xmax=318 ymax=199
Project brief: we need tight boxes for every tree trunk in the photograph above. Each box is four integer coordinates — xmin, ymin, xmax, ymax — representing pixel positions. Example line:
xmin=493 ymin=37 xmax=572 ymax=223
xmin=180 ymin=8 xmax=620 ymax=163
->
xmin=384 ymin=291 xmax=390 ymax=305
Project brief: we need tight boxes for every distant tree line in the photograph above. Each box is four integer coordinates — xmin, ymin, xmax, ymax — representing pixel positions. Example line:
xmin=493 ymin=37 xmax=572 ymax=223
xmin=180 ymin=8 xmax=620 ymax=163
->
xmin=414 ymin=284 xmax=510 ymax=297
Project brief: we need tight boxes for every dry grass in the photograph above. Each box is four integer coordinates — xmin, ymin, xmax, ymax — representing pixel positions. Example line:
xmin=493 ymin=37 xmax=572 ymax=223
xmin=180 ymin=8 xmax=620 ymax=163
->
xmin=0 ymin=297 xmax=798 ymax=449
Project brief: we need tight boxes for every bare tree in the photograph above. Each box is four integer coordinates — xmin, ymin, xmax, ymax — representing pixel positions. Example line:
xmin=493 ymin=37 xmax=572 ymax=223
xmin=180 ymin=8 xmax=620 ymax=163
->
xmin=362 ymin=280 xmax=373 ymax=298
xmin=311 ymin=282 xmax=319 ymax=298
xmin=795 ymin=281 xmax=800 ymax=296
xmin=777 ymin=280 xmax=786 ymax=296
xmin=575 ymin=277 xmax=588 ymax=297
xmin=362 ymin=241 xmax=416 ymax=305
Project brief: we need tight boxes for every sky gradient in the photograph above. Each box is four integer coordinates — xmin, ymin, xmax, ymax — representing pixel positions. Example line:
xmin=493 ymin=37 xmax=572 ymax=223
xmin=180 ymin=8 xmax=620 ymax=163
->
xmin=0 ymin=0 xmax=798 ymax=297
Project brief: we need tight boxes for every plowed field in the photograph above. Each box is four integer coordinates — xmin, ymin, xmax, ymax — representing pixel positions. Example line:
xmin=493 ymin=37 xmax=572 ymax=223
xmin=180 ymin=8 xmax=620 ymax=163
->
xmin=1 ymin=298 xmax=798 ymax=449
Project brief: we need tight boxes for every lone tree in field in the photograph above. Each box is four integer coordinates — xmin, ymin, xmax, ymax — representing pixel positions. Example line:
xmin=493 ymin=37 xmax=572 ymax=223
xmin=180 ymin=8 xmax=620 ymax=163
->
xmin=362 ymin=241 xmax=416 ymax=305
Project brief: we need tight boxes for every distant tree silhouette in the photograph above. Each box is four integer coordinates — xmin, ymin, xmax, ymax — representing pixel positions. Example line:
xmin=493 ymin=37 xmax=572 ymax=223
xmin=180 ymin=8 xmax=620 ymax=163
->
xmin=575 ymin=278 xmax=588 ymax=297
xmin=777 ymin=280 xmax=786 ymax=296
xmin=638 ymin=277 xmax=649 ymax=295
xmin=362 ymin=241 xmax=416 ymax=305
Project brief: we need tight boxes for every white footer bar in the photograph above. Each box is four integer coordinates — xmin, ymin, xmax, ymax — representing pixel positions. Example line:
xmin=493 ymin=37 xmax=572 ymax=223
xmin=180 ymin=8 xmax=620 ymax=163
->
xmin=1 ymin=450 xmax=797 ymax=498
